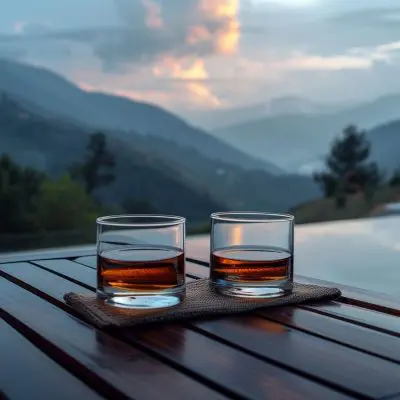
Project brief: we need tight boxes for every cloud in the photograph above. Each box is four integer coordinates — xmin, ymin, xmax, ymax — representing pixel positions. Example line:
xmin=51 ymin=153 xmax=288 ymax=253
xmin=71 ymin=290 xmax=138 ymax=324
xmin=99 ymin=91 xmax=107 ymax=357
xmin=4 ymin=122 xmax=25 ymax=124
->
xmin=0 ymin=0 xmax=240 ymax=107
xmin=13 ymin=21 xmax=25 ymax=34
xmin=141 ymin=0 xmax=164 ymax=29
xmin=4 ymin=0 xmax=400 ymax=112
xmin=13 ymin=21 xmax=54 ymax=35
xmin=329 ymin=6 xmax=400 ymax=28
xmin=276 ymin=53 xmax=373 ymax=71
xmin=0 ymin=1 xmax=239 ymax=66
xmin=344 ymin=40 xmax=400 ymax=70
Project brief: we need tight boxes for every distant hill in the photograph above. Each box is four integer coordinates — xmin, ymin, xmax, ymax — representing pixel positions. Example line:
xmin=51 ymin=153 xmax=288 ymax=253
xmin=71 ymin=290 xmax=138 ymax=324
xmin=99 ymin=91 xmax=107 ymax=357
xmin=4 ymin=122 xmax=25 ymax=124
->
xmin=0 ymin=95 xmax=223 ymax=222
xmin=366 ymin=120 xmax=400 ymax=173
xmin=0 ymin=95 xmax=321 ymax=218
xmin=292 ymin=186 xmax=400 ymax=225
xmin=0 ymin=58 xmax=281 ymax=175
xmin=213 ymin=93 xmax=400 ymax=172
xmin=184 ymin=97 xmax=348 ymax=131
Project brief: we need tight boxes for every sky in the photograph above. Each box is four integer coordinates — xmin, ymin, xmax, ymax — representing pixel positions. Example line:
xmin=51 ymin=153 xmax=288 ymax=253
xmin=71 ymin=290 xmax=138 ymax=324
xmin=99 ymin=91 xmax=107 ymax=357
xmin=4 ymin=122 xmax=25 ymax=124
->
xmin=1 ymin=0 xmax=400 ymax=114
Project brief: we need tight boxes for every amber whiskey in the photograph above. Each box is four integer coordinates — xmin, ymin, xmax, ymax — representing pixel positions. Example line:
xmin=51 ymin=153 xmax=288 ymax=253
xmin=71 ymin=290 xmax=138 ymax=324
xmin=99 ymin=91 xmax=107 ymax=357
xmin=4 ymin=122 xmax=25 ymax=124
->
xmin=210 ymin=247 xmax=292 ymax=283
xmin=97 ymin=247 xmax=185 ymax=292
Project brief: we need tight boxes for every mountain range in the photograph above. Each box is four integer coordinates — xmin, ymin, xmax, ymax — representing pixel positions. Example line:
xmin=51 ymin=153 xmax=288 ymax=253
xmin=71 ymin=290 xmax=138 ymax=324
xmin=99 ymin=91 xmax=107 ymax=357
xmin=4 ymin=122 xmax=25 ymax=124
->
xmin=185 ymin=96 xmax=349 ymax=130
xmin=0 ymin=59 xmax=321 ymax=221
xmin=213 ymin=94 xmax=400 ymax=173
xmin=0 ymin=95 xmax=224 ymax=222
xmin=0 ymin=58 xmax=281 ymax=175
xmin=368 ymin=121 xmax=400 ymax=173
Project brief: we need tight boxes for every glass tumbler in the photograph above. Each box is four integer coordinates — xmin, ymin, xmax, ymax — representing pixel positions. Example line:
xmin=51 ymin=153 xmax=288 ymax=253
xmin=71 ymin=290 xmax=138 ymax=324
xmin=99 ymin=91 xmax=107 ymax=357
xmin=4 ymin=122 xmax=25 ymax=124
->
xmin=96 ymin=215 xmax=186 ymax=309
xmin=210 ymin=212 xmax=294 ymax=298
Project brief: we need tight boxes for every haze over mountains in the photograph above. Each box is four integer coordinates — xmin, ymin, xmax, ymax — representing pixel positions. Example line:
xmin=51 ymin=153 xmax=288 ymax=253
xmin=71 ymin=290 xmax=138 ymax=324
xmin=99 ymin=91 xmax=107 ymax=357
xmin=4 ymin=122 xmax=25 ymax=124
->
xmin=212 ymin=94 xmax=400 ymax=175
xmin=185 ymin=97 xmax=350 ymax=131
xmin=0 ymin=59 xmax=320 ymax=221
xmin=0 ymin=58 xmax=282 ymax=175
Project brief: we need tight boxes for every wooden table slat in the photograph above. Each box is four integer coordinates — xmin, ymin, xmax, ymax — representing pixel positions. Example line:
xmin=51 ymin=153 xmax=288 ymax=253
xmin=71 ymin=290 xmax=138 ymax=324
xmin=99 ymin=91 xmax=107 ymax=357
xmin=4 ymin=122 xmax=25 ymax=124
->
xmin=8 ymin=258 xmax=398 ymax=369
xmin=0 ymin=277 xmax=227 ymax=400
xmin=5 ymin=260 xmax=400 ymax=398
xmin=3 ymin=246 xmax=400 ymax=400
xmin=257 ymin=306 xmax=400 ymax=364
xmin=0 ymin=262 xmax=352 ymax=400
xmin=128 ymin=324 xmax=352 ymax=400
xmin=74 ymin=256 xmax=96 ymax=269
xmin=191 ymin=316 xmax=400 ymax=398
xmin=73 ymin=256 xmax=400 ymax=338
xmin=295 ymin=275 xmax=400 ymax=316
xmin=304 ymin=302 xmax=400 ymax=336
xmin=39 ymin=256 xmax=400 ymax=340
xmin=186 ymin=237 xmax=400 ymax=314
xmin=185 ymin=258 xmax=400 ymax=336
xmin=0 ymin=247 xmax=96 ymax=264
xmin=0 ymin=318 xmax=101 ymax=400
xmin=33 ymin=259 xmax=97 ymax=289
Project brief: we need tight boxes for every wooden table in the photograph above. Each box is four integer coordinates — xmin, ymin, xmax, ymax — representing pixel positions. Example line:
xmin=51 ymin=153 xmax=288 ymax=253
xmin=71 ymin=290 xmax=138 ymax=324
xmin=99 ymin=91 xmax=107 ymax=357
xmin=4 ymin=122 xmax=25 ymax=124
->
xmin=1 ymin=237 xmax=400 ymax=400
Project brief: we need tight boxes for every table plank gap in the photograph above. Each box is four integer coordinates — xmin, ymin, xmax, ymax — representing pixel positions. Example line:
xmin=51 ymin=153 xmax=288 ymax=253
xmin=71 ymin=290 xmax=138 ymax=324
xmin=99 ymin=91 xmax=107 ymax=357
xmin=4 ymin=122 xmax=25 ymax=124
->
xmin=0 ymin=269 xmax=233 ymax=399
xmin=0 ymin=306 xmax=130 ymax=400
xmin=123 ymin=324 xmax=355 ymax=400
xmin=23 ymin=261 xmax=400 ymax=398
xmin=61 ymin=257 xmax=400 ymax=367
xmin=32 ymin=259 xmax=97 ymax=289
xmin=0 ymin=318 xmax=102 ymax=400
xmin=61 ymin=257 xmax=400 ymax=336
xmin=0 ymin=277 xmax=229 ymax=400
xmin=301 ymin=304 xmax=400 ymax=337
xmin=74 ymin=256 xmax=96 ymax=269
xmin=188 ymin=315 xmax=400 ymax=399
xmin=185 ymin=238 xmax=400 ymax=315
xmin=256 ymin=308 xmax=400 ymax=364
xmin=0 ymin=261 xmax=356 ymax=400
xmin=185 ymin=260 xmax=400 ymax=336
xmin=0 ymin=248 xmax=96 ymax=264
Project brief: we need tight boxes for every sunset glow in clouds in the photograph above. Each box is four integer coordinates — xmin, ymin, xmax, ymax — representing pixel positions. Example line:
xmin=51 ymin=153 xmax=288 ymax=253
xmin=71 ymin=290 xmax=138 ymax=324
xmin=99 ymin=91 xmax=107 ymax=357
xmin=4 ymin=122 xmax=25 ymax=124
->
xmin=141 ymin=0 xmax=164 ymax=29
xmin=142 ymin=0 xmax=240 ymax=107
xmin=4 ymin=0 xmax=400 ymax=114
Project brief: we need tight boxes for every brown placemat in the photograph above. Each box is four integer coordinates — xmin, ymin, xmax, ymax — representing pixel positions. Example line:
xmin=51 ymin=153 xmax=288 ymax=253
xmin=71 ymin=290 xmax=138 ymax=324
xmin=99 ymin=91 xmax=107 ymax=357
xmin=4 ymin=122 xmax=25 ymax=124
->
xmin=64 ymin=279 xmax=341 ymax=329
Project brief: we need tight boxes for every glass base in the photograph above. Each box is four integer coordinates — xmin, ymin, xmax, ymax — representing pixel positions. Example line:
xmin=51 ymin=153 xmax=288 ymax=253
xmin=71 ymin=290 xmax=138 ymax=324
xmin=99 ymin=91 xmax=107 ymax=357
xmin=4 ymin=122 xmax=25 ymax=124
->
xmin=97 ymin=287 xmax=185 ymax=309
xmin=211 ymin=279 xmax=293 ymax=298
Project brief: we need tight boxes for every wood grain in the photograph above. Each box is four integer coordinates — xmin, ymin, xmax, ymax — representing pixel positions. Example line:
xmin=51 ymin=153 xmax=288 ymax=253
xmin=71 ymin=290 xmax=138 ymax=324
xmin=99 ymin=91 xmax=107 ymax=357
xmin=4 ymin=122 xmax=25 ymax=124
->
xmin=192 ymin=316 xmax=400 ymax=398
xmin=33 ymin=259 xmax=96 ymax=289
xmin=185 ymin=259 xmax=400 ymax=335
xmin=0 ymin=247 xmax=95 ymax=264
xmin=0 ymin=277 xmax=227 ymax=400
xmin=258 ymin=306 xmax=400 ymax=363
xmin=0 ymin=261 xmax=353 ymax=400
xmin=127 ymin=323 xmax=351 ymax=400
xmin=185 ymin=236 xmax=400 ymax=314
xmin=0 ymin=318 xmax=100 ymax=400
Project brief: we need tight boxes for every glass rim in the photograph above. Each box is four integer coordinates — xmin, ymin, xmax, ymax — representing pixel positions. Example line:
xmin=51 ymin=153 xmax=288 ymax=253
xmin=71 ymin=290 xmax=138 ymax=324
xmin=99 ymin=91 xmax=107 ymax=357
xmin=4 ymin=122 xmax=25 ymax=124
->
xmin=96 ymin=214 xmax=186 ymax=227
xmin=210 ymin=211 xmax=294 ymax=223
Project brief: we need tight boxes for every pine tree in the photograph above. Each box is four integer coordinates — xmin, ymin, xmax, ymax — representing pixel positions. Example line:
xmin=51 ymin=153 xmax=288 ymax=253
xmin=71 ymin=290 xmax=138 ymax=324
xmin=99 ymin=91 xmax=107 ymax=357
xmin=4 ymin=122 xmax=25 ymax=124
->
xmin=314 ymin=125 xmax=382 ymax=208
xmin=71 ymin=132 xmax=116 ymax=194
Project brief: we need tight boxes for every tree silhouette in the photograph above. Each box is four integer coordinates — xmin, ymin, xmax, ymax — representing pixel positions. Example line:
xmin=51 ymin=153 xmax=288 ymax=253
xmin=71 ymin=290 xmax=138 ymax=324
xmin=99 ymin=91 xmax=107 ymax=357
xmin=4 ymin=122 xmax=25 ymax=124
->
xmin=71 ymin=132 xmax=115 ymax=194
xmin=314 ymin=125 xmax=382 ymax=208
xmin=0 ymin=155 xmax=45 ymax=232
xmin=34 ymin=174 xmax=100 ymax=231
xmin=389 ymin=169 xmax=400 ymax=187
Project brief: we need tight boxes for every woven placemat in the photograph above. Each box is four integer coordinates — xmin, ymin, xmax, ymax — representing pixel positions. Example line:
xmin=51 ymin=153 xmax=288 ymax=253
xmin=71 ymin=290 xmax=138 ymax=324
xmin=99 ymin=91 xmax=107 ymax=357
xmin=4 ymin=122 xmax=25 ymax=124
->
xmin=64 ymin=279 xmax=340 ymax=329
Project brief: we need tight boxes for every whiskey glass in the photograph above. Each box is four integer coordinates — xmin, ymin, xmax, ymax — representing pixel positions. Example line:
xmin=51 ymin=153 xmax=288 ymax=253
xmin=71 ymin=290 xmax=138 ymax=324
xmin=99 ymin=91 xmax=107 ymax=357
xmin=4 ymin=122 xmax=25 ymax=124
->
xmin=96 ymin=215 xmax=185 ymax=308
xmin=210 ymin=212 xmax=294 ymax=298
